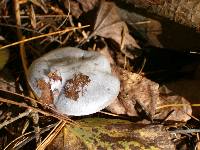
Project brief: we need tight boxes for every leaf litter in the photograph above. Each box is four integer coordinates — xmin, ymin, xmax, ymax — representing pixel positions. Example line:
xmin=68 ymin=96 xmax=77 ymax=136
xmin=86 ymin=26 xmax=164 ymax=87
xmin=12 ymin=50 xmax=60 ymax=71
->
xmin=0 ymin=0 xmax=199 ymax=149
xmin=89 ymin=1 xmax=140 ymax=59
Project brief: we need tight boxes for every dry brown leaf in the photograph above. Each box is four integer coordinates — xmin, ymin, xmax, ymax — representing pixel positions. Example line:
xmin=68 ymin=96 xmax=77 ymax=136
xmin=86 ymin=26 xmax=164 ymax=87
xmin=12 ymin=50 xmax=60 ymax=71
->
xmin=78 ymin=0 xmax=99 ymax=13
xmin=106 ymin=97 xmax=126 ymax=114
xmin=145 ymin=19 xmax=163 ymax=47
xmin=118 ymin=8 xmax=163 ymax=47
xmin=63 ymin=0 xmax=99 ymax=18
xmin=90 ymin=2 xmax=140 ymax=59
xmin=107 ymin=67 xmax=159 ymax=118
xmin=165 ymin=66 xmax=200 ymax=117
xmin=97 ymin=46 xmax=130 ymax=115
xmin=107 ymin=67 xmax=192 ymax=122
xmin=63 ymin=0 xmax=83 ymax=18
xmin=155 ymin=86 xmax=192 ymax=122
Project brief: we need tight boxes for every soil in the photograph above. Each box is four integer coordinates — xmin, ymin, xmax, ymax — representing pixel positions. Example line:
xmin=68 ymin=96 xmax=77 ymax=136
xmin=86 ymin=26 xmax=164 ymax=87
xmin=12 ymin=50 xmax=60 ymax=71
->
xmin=64 ymin=73 xmax=91 ymax=101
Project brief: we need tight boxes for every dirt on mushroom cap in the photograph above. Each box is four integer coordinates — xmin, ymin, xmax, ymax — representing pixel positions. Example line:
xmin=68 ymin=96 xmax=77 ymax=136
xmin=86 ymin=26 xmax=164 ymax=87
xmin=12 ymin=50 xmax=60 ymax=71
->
xmin=64 ymin=73 xmax=91 ymax=101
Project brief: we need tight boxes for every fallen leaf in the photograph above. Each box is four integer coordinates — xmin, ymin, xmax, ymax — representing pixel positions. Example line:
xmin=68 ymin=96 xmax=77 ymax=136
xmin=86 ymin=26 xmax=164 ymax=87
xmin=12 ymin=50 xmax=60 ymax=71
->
xmin=108 ymin=67 xmax=192 ymax=122
xmin=155 ymin=86 xmax=192 ymax=122
xmin=108 ymin=66 xmax=159 ymax=118
xmin=165 ymin=66 xmax=200 ymax=117
xmin=47 ymin=118 xmax=175 ymax=150
xmin=62 ymin=0 xmax=99 ymax=18
xmin=90 ymin=2 xmax=140 ymax=59
xmin=63 ymin=0 xmax=83 ymax=18
xmin=118 ymin=8 xmax=163 ymax=47
xmin=106 ymin=97 xmax=126 ymax=115
xmin=77 ymin=0 xmax=99 ymax=13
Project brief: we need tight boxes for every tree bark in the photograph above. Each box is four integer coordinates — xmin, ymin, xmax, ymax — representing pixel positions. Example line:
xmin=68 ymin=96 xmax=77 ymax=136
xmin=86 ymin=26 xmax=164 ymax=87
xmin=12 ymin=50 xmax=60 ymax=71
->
xmin=118 ymin=0 xmax=200 ymax=31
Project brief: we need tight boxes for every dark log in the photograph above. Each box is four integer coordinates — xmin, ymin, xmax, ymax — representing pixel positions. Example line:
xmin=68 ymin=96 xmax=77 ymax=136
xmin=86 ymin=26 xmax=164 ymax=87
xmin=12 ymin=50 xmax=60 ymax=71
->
xmin=117 ymin=0 xmax=200 ymax=31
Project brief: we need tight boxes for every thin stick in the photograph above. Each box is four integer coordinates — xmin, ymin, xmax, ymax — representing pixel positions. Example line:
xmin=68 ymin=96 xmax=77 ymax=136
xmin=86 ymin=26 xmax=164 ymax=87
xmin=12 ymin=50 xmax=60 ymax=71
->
xmin=0 ymin=91 xmax=76 ymax=124
xmin=36 ymin=121 xmax=66 ymax=150
xmin=170 ymin=129 xmax=200 ymax=134
xmin=157 ymin=103 xmax=200 ymax=109
xmin=0 ymin=15 xmax=70 ymax=19
xmin=13 ymin=0 xmax=41 ymax=145
xmin=0 ymin=25 xmax=90 ymax=50
xmin=156 ymin=104 xmax=191 ymax=109
xmin=4 ymin=123 xmax=57 ymax=150
xmin=0 ymin=97 xmax=73 ymax=123
xmin=138 ymin=58 xmax=146 ymax=74
xmin=99 ymin=111 xmax=120 ymax=117
xmin=0 ymin=22 xmax=41 ymax=33
xmin=0 ymin=109 xmax=31 ymax=129
xmin=0 ymin=89 xmax=73 ymax=122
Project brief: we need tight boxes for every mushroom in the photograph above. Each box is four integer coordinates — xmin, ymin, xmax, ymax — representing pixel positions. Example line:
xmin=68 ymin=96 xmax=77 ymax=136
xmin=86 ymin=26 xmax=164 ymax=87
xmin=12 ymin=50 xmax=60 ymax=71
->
xmin=28 ymin=47 xmax=120 ymax=116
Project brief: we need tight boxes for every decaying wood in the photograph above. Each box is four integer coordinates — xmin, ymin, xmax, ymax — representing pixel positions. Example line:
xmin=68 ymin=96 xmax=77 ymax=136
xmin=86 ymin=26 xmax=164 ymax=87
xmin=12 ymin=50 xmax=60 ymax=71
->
xmin=119 ymin=0 xmax=200 ymax=30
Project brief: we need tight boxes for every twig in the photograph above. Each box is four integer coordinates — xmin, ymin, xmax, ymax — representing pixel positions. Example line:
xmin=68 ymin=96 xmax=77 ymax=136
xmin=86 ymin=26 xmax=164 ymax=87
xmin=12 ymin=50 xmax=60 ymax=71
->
xmin=36 ymin=121 xmax=66 ymax=150
xmin=0 ymin=109 xmax=31 ymax=130
xmin=0 ymin=90 xmax=76 ymax=124
xmin=0 ymin=23 xmax=42 ymax=33
xmin=0 ymin=15 xmax=70 ymax=19
xmin=99 ymin=111 xmax=121 ymax=117
xmin=135 ymin=20 xmax=151 ymax=25
xmin=0 ymin=89 xmax=75 ymax=125
xmin=13 ymin=0 xmax=41 ymax=145
xmin=0 ymin=97 xmax=74 ymax=123
xmin=0 ymin=25 xmax=90 ymax=50
xmin=0 ymin=88 xmax=74 ymax=122
xmin=4 ymin=123 xmax=57 ymax=150
xmin=170 ymin=129 xmax=200 ymax=134
xmin=156 ymin=104 xmax=191 ymax=109
xmin=137 ymin=57 xmax=146 ymax=74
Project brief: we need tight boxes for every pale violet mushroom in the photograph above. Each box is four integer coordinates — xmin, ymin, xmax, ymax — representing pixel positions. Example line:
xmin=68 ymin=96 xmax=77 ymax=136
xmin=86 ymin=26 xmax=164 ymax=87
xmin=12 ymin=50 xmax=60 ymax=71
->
xmin=28 ymin=47 xmax=120 ymax=116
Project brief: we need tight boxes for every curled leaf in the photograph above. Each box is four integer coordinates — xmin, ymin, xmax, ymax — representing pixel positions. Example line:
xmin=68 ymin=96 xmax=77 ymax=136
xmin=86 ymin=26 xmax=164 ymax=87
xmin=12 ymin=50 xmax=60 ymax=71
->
xmin=90 ymin=2 xmax=140 ymax=59
xmin=155 ymin=86 xmax=192 ymax=122
xmin=108 ymin=66 xmax=159 ymax=118
xmin=62 ymin=0 xmax=99 ymax=18
xmin=108 ymin=67 xmax=192 ymax=122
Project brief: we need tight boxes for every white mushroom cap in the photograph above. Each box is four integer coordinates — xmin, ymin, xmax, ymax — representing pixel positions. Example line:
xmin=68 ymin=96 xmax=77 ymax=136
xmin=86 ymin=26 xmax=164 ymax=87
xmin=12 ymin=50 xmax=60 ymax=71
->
xmin=28 ymin=47 xmax=120 ymax=116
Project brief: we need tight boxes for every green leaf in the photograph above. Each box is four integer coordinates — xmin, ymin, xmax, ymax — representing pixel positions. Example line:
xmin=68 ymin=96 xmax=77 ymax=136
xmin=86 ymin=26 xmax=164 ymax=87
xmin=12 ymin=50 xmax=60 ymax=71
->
xmin=47 ymin=118 xmax=175 ymax=150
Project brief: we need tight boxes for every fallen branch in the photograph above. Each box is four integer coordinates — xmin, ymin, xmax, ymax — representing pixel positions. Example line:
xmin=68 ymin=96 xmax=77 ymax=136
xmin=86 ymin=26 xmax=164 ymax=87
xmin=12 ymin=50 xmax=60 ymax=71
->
xmin=118 ymin=0 xmax=200 ymax=31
